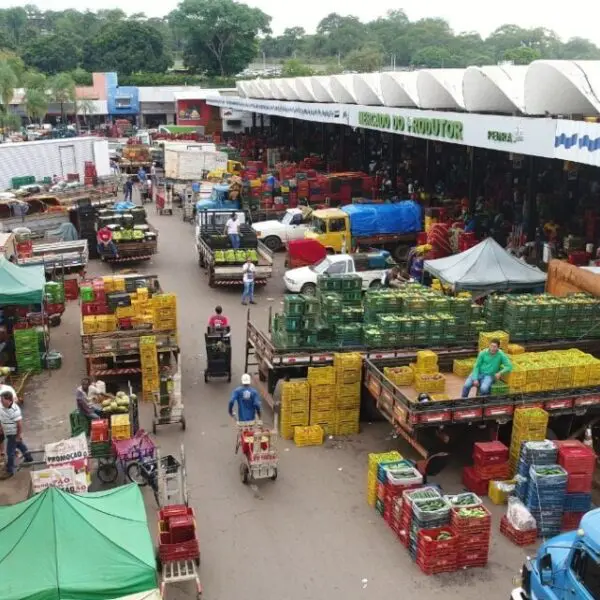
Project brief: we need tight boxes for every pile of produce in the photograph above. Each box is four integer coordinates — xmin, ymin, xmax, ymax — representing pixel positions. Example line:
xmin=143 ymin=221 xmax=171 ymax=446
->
xmin=99 ymin=391 xmax=134 ymax=414
xmin=214 ymin=248 xmax=258 ymax=264
xmin=96 ymin=207 xmax=156 ymax=245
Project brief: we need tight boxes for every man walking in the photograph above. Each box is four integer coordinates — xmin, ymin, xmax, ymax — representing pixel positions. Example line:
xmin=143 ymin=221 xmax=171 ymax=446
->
xmin=0 ymin=390 xmax=33 ymax=479
xmin=241 ymin=257 xmax=256 ymax=305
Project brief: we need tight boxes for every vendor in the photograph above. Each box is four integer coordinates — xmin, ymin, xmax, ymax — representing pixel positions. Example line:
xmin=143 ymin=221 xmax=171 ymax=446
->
xmin=75 ymin=377 xmax=103 ymax=420
xmin=461 ymin=339 xmax=512 ymax=398
xmin=381 ymin=266 xmax=400 ymax=288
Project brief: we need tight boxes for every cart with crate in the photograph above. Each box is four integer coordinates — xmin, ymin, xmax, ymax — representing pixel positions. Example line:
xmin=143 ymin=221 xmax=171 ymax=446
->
xmin=235 ymin=421 xmax=279 ymax=484
xmin=151 ymin=352 xmax=185 ymax=433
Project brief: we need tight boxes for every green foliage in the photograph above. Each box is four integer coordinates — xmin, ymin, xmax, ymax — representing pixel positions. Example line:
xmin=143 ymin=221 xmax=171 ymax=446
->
xmin=49 ymin=72 xmax=76 ymax=119
xmin=0 ymin=61 xmax=17 ymax=107
xmin=24 ymin=87 xmax=48 ymax=122
xmin=84 ymin=21 xmax=171 ymax=75
xmin=173 ymin=0 xmax=271 ymax=76
xmin=344 ymin=44 xmax=384 ymax=73
xmin=22 ymin=34 xmax=81 ymax=74
xmin=281 ymin=59 xmax=314 ymax=77
xmin=502 ymin=46 xmax=541 ymax=65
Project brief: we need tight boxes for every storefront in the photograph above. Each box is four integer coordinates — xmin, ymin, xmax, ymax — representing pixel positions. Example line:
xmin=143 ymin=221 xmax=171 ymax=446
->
xmin=174 ymin=91 xmax=224 ymax=133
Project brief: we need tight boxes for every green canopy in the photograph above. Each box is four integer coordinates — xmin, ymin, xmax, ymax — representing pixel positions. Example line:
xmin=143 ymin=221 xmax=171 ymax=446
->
xmin=0 ymin=484 xmax=157 ymax=600
xmin=0 ymin=255 xmax=45 ymax=305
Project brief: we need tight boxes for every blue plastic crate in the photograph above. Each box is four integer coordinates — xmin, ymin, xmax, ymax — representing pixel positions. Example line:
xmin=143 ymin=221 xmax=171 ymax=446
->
xmin=564 ymin=493 xmax=593 ymax=513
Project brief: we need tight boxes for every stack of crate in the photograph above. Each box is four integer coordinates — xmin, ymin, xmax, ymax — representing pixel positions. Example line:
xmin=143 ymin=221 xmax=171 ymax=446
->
xmin=14 ymin=329 xmax=42 ymax=373
xmin=280 ymin=379 xmax=310 ymax=440
xmin=308 ymin=373 xmax=336 ymax=434
xmin=478 ymin=330 xmax=510 ymax=351
xmin=367 ymin=451 xmax=403 ymax=507
xmin=333 ymin=353 xmax=362 ymax=435
xmin=140 ymin=335 xmax=160 ymax=402
xmin=509 ymin=408 xmax=549 ymax=475
xmin=152 ymin=293 xmax=177 ymax=331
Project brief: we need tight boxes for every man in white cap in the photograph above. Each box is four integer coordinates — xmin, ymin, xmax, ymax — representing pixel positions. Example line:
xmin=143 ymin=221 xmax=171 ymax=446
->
xmin=0 ymin=368 xmax=18 ymax=404
xmin=228 ymin=374 xmax=261 ymax=422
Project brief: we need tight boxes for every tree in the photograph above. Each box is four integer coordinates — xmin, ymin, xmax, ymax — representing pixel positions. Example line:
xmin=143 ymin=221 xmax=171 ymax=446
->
xmin=22 ymin=70 xmax=47 ymax=91
xmin=315 ymin=13 xmax=366 ymax=57
xmin=3 ymin=7 xmax=27 ymax=47
xmin=0 ymin=62 xmax=17 ymax=109
xmin=49 ymin=72 xmax=76 ymax=121
xmin=344 ymin=44 xmax=384 ymax=73
xmin=84 ymin=21 xmax=171 ymax=75
xmin=281 ymin=59 xmax=313 ymax=77
xmin=22 ymin=34 xmax=81 ymax=74
xmin=502 ymin=46 xmax=541 ymax=65
xmin=1 ymin=111 xmax=21 ymax=133
xmin=24 ymin=87 xmax=48 ymax=123
xmin=173 ymin=0 xmax=271 ymax=76
xmin=411 ymin=46 xmax=454 ymax=68
xmin=561 ymin=37 xmax=600 ymax=60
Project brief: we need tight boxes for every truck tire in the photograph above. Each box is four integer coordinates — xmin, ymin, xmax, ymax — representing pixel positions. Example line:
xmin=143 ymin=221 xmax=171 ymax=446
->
xmin=300 ymin=283 xmax=317 ymax=296
xmin=263 ymin=236 xmax=282 ymax=252
xmin=369 ymin=280 xmax=381 ymax=289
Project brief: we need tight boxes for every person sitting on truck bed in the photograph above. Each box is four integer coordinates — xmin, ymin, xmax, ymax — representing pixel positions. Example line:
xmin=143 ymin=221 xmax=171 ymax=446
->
xmin=381 ymin=266 xmax=400 ymax=288
xmin=225 ymin=212 xmax=240 ymax=249
xmin=97 ymin=226 xmax=118 ymax=258
xmin=461 ymin=339 xmax=512 ymax=398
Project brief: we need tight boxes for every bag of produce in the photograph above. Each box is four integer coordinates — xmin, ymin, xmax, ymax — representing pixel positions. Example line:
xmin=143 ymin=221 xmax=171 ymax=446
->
xmin=507 ymin=497 xmax=537 ymax=532
xmin=224 ymin=249 xmax=236 ymax=263
xmin=235 ymin=250 xmax=247 ymax=263
xmin=247 ymin=249 xmax=259 ymax=262
xmin=214 ymin=250 xmax=226 ymax=263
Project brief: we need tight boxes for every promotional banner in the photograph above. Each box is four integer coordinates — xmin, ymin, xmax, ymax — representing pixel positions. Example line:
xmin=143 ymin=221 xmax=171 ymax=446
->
xmin=44 ymin=433 xmax=89 ymax=467
xmin=347 ymin=106 xmax=557 ymax=158
xmin=554 ymin=119 xmax=600 ymax=167
xmin=207 ymin=96 xmax=349 ymax=125
xmin=31 ymin=465 xmax=89 ymax=494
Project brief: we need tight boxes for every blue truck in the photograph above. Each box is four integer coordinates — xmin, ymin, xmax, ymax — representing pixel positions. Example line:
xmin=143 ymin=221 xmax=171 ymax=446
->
xmin=512 ymin=508 xmax=600 ymax=600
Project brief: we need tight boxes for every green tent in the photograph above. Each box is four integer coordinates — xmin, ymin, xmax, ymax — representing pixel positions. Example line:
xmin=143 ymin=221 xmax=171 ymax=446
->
xmin=0 ymin=484 xmax=158 ymax=600
xmin=0 ymin=255 xmax=45 ymax=305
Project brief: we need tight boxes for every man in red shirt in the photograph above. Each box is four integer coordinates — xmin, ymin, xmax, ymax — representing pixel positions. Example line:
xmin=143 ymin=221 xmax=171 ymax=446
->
xmin=208 ymin=306 xmax=229 ymax=331
xmin=97 ymin=226 xmax=118 ymax=258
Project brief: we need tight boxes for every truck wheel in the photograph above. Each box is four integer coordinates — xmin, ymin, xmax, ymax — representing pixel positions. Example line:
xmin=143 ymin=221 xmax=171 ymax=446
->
xmin=263 ymin=236 xmax=282 ymax=252
xmin=369 ymin=280 xmax=381 ymax=289
xmin=300 ymin=283 xmax=317 ymax=296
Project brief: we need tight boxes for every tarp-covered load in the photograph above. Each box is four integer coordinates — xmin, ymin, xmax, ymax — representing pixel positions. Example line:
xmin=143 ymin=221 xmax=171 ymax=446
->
xmin=424 ymin=237 xmax=547 ymax=293
xmin=0 ymin=484 xmax=157 ymax=600
xmin=0 ymin=255 xmax=45 ymax=305
xmin=341 ymin=201 xmax=422 ymax=237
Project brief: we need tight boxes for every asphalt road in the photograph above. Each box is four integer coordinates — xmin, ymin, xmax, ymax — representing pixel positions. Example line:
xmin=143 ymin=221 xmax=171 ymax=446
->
xmin=3 ymin=203 xmax=530 ymax=600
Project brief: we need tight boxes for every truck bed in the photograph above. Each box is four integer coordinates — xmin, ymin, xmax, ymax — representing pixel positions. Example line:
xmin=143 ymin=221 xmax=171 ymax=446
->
xmin=17 ymin=239 xmax=89 ymax=272
xmin=363 ymin=357 xmax=600 ymax=456
xmin=99 ymin=224 xmax=158 ymax=262
xmin=197 ymin=238 xmax=273 ymax=285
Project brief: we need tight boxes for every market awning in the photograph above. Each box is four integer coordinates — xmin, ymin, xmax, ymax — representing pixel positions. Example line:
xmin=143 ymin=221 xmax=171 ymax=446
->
xmin=0 ymin=484 xmax=157 ymax=600
xmin=0 ymin=255 xmax=45 ymax=305
xmin=424 ymin=237 xmax=547 ymax=293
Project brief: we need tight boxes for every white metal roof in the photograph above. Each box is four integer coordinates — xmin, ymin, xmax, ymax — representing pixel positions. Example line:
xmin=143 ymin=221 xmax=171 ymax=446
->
xmin=173 ymin=89 xmax=234 ymax=101
xmin=138 ymin=86 xmax=192 ymax=103
xmin=238 ymin=60 xmax=600 ymax=116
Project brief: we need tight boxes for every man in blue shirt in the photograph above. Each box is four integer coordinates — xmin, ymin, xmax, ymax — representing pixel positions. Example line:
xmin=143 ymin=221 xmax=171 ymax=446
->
xmin=229 ymin=374 xmax=261 ymax=422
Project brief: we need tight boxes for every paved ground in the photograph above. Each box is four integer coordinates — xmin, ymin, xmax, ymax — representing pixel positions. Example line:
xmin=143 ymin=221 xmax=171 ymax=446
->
xmin=0 ymin=205 xmax=530 ymax=599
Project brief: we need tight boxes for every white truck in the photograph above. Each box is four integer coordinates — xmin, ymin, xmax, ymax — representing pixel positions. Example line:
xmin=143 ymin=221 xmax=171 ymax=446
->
xmin=164 ymin=148 xmax=228 ymax=180
xmin=283 ymin=252 xmax=392 ymax=296
xmin=252 ymin=207 xmax=312 ymax=251
xmin=0 ymin=137 xmax=111 ymax=191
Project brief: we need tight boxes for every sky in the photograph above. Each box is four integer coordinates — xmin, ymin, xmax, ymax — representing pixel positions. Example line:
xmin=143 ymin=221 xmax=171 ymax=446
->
xmin=2 ymin=0 xmax=597 ymax=44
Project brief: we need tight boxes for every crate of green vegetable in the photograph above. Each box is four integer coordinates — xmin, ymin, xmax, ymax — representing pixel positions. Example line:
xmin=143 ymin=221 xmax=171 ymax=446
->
xmin=412 ymin=497 xmax=451 ymax=523
xmin=444 ymin=492 xmax=482 ymax=509
xmin=450 ymin=505 xmax=492 ymax=533
xmin=529 ymin=464 xmax=568 ymax=485
xmin=417 ymin=527 xmax=457 ymax=555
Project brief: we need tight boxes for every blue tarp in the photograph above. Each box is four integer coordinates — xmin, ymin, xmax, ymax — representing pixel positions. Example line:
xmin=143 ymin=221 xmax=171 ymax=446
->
xmin=342 ymin=201 xmax=422 ymax=237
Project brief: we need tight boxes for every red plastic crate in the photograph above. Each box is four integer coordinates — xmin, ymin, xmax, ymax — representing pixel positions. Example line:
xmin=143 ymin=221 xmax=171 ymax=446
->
xmin=473 ymin=441 xmax=509 ymax=466
xmin=561 ymin=512 xmax=585 ymax=532
xmin=157 ymin=531 xmax=199 ymax=562
xmin=451 ymin=505 xmax=492 ymax=534
xmin=462 ymin=466 xmax=490 ymax=496
xmin=458 ymin=529 xmax=491 ymax=549
xmin=90 ymin=419 xmax=109 ymax=442
xmin=169 ymin=514 xmax=195 ymax=543
xmin=474 ymin=462 xmax=510 ymax=480
xmin=500 ymin=516 xmax=537 ymax=547
xmin=417 ymin=558 xmax=458 ymax=575
xmin=457 ymin=547 xmax=489 ymax=568
xmin=558 ymin=444 xmax=596 ymax=475
xmin=567 ymin=472 xmax=593 ymax=493
xmin=159 ymin=505 xmax=190 ymax=520
xmin=417 ymin=527 xmax=458 ymax=556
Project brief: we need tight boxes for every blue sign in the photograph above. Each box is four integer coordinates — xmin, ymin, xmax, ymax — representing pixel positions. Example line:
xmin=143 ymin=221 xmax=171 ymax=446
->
xmin=555 ymin=132 xmax=600 ymax=152
xmin=105 ymin=72 xmax=140 ymax=116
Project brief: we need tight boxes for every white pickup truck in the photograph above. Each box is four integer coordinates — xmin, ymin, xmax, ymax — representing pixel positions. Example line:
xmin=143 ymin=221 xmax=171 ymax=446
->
xmin=252 ymin=208 xmax=311 ymax=251
xmin=284 ymin=253 xmax=390 ymax=296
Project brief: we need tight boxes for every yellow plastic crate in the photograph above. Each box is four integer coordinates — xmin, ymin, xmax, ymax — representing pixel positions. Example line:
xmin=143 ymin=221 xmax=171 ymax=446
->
xmin=416 ymin=350 xmax=438 ymax=374
xmin=112 ymin=277 xmax=126 ymax=292
xmin=489 ymin=479 xmax=515 ymax=505
xmin=333 ymin=352 xmax=362 ymax=369
xmin=82 ymin=316 xmax=97 ymax=334
xmin=115 ymin=305 xmax=135 ymax=319
xmin=384 ymin=366 xmax=414 ymax=386
xmin=310 ymin=408 xmax=334 ymax=424
xmin=336 ymin=382 xmax=361 ymax=399
xmin=453 ymin=359 xmax=475 ymax=377
xmin=514 ymin=407 xmax=549 ymax=427
xmin=414 ymin=372 xmax=446 ymax=394
xmin=336 ymin=367 xmax=362 ymax=384
xmin=479 ymin=330 xmax=510 ymax=351
xmin=111 ymin=414 xmax=131 ymax=440
xmin=507 ymin=344 xmax=525 ymax=355
xmin=309 ymin=384 xmax=335 ymax=402
xmin=281 ymin=380 xmax=310 ymax=403
xmin=333 ymin=421 xmax=360 ymax=436
xmin=430 ymin=394 xmax=450 ymax=401
xmin=307 ymin=366 xmax=335 ymax=386
xmin=293 ymin=425 xmax=324 ymax=447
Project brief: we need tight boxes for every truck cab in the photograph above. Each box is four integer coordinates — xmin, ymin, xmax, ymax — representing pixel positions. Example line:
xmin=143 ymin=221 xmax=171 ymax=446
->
xmin=283 ymin=251 xmax=391 ymax=296
xmin=304 ymin=208 xmax=349 ymax=253
xmin=253 ymin=208 xmax=311 ymax=251
xmin=513 ymin=509 xmax=600 ymax=600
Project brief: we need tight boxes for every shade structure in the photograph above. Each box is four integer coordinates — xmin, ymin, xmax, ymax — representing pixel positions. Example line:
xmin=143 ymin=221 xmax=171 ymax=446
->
xmin=424 ymin=237 xmax=547 ymax=293
xmin=0 ymin=485 xmax=157 ymax=600
xmin=0 ymin=255 xmax=45 ymax=305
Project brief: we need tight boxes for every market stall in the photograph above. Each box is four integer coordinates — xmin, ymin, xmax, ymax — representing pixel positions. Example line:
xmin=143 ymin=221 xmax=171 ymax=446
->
xmin=423 ymin=237 xmax=547 ymax=294
xmin=0 ymin=484 xmax=158 ymax=600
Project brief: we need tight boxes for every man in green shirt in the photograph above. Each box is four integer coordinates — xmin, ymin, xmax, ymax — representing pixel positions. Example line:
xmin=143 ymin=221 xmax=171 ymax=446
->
xmin=461 ymin=339 xmax=512 ymax=398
